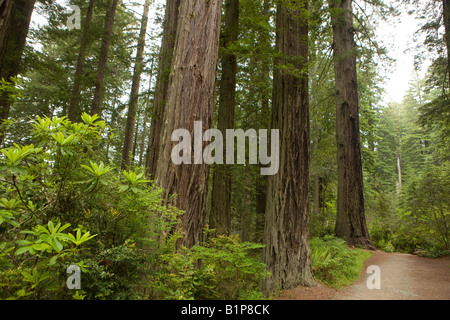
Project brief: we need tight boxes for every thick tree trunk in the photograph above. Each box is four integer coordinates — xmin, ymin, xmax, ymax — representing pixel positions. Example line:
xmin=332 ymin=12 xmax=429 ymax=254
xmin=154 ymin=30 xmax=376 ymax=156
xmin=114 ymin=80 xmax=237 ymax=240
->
xmin=91 ymin=0 xmax=119 ymax=116
xmin=155 ymin=0 xmax=222 ymax=248
xmin=0 ymin=0 xmax=35 ymax=146
xmin=145 ymin=0 xmax=181 ymax=177
xmin=68 ymin=0 xmax=95 ymax=122
xmin=209 ymin=0 xmax=239 ymax=236
xmin=121 ymin=0 xmax=151 ymax=169
xmin=328 ymin=0 xmax=374 ymax=249
xmin=262 ymin=0 xmax=315 ymax=296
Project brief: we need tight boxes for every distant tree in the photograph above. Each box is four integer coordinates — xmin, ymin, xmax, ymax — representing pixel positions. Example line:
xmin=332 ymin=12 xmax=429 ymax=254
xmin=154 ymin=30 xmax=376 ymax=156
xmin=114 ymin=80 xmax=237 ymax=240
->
xmin=68 ymin=0 xmax=95 ymax=122
xmin=328 ymin=0 xmax=374 ymax=249
xmin=121 ymin=0 xmax=151 ymax=169
xmin=91 ymin=0 xmax=119 ymax=117
xmin=209 ymin=0 xmax=239 ymax=236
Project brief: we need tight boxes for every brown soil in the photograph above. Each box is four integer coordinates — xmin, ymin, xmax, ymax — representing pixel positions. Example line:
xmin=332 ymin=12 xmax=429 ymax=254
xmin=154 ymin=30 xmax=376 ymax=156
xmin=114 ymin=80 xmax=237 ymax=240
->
xmin=277 ymin=251 xmax=450 ymax=300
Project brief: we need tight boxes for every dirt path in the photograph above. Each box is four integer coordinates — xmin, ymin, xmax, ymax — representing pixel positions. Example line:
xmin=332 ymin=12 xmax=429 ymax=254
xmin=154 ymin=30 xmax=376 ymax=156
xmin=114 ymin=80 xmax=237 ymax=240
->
xmin=278 ymin=251 xmax=450 ymax=300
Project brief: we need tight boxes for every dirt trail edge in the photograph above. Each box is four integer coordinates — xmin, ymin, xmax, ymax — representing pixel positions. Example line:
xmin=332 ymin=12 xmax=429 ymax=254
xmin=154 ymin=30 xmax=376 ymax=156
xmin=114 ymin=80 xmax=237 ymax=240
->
xmin=278 ymin=251 xmax=450 ymax=300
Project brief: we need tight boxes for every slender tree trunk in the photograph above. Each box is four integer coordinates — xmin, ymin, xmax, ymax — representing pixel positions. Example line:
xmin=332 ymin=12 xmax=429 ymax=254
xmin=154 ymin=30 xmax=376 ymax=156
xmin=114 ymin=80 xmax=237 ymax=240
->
xmin=328 ymin=0 xmax=374 ymax=249
xmin=155 ymin=0 xmax=222 ymax=248
xmin=0 ymin=0 xmax=35 ymax=145
xmin=396 ymin=154 xmax=402 ymax=193
xmin=91 ymin=0 xmax=119 ymax=116
xmin=131 ymin=110 xmax=140 ymax=166
xmin=262 ymin=0 xmax=315 ymax=296
xmin=254 ymin=0 xmax=271 ymax=242
xmin=443 ymin=0 xmax=450 ymax=89
xmin=139 ymin=61 xmax=154 ymax=167
xmin=240 ymin=174 xmax=253 ymax=242
xmin=121 ymin=0 xmax=151 ymax=169
xmin=209 ymin=0 xmax=239 ymax=236
xmin=145 ymin=0 xmax=181 ymax=177
xmin=68 ymin=0 xmax=96 ymax=122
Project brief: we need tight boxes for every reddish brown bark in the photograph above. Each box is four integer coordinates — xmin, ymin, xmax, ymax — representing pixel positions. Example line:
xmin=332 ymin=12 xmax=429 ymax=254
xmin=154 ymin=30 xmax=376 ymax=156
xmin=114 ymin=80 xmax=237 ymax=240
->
xmin=328 ymin=0 xmax=374 ymax=249
xmin=145 ymin=0 xmax=181 ymax=177
xmin=262 ymin=0 xmax=315 ymax=296
xmin=209 ymin=0 xmax=239 ymax=236
xmin=155 ymin=0 xmax=222 ymax=248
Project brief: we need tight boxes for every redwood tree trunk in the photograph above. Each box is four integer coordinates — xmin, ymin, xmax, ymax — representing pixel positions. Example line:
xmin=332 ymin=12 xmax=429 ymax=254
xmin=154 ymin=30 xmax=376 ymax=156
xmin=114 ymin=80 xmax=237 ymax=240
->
xmin=262 ymin=0 xmax=315 ymax=296
xmin=145 ymin=0 xmax=181 ymax=177
xmin=328 ymin=0 xmax=374 ymax=249
xmin=0 ymin=0 xmax=35 ymax=145
xmin=91 ymin=0 xmax=119 ymax=116
xmin=68 ymin=0 xmax=96 ymax=122
xmin=121 ymin=0 xmax=151 ymax=169
xmin=209 ymin=0 xmax=239 ymax=236
xmin=155 ymin=0 xmax=222 ymax=248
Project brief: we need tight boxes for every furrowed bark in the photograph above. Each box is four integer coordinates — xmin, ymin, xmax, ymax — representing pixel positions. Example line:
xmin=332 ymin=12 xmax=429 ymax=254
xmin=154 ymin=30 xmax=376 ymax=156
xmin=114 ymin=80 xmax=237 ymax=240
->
xmin=155 ymin=0 xmax=222 ymax=248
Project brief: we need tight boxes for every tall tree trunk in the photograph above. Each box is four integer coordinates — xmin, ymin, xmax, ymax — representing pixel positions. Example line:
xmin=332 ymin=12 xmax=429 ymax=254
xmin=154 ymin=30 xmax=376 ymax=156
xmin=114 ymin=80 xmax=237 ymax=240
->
xmin=328 ymin=0 xmax=374 ymax=249
xmin=0 ymin=0 xmax=35 ymax=145
xmin=443 ymin=0 xmax=450 ymax=89
xmin=154 ymin=0 xmax=222 ymax=248
xmin=68 ymin=0 xmax=96 ymax=122
xmin=139 ymin=60 xmax=154 ymax=167
xmin=121 ymin=0 xmax=151 ymax=169
xmin=145 ymin=0 xmax=181 ymax=177
xmin=262 ymin=0 xmax=315 ymax=296
xmin=396 ymin=154 xmax=402 ymax=193
xmin=254 ymin=0 xmax=271 ymax=242
xmin=91 ymin=0 xmax=119 ymax=116
xmin=209 ymin=0 xmax=239 ymax=236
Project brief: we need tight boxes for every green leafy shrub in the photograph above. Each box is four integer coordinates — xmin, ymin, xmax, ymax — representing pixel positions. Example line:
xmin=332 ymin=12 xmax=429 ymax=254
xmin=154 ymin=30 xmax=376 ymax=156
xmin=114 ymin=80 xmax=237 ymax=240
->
xmin=310 ymin=235 xmax=372 ymax=288
xmin=153 ymin=232 xmax=270 ymax=300
xmin=0 ymin=114 xmax=181 ymax=299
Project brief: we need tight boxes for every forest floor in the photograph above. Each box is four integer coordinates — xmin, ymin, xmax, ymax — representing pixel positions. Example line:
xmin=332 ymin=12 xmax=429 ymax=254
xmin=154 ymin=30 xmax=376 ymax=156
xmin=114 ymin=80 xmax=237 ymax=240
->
xmin=277 ymin=251 xmax=450 ymax=300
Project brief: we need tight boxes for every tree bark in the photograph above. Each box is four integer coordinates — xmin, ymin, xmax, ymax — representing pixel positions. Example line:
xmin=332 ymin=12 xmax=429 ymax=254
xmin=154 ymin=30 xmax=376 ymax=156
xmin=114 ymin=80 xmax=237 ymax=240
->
xmin=139 ymin=59 xmax=154 ymax=167
xmin=209 ymin=0 xmax=239 ymax=236
xmin=0 ymin=0 xmax=35 ymax=145
xmin=328 ymin=0 xmax=374 ymax=249
xmin=121 ymin=0 xmax=151 ymax=169
xmin=68 ymin=0 xmax=96 ymax=122
xmin=155 ymin=0 xmax=222 ymax=249
xmin=145 ymin=0 xmax=181 ymax=178
xmin=443 ymin=0 xmax=450 ymax=89
xmin=91 ymin=0 xmax=119 ymax=117
xmin=262 ymin=0 xmax=315 ymax=296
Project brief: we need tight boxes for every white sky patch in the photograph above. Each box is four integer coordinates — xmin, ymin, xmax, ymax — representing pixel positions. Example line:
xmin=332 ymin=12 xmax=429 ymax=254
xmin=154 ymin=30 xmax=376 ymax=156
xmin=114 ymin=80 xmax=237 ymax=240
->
xmin=374 ymin=1 xmax=431 ymax=105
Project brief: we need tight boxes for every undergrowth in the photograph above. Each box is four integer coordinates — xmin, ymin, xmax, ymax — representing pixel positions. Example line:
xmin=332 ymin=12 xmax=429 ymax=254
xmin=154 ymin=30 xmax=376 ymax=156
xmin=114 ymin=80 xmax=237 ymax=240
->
xmin=310 ymin=235 xmax=372 ymax=288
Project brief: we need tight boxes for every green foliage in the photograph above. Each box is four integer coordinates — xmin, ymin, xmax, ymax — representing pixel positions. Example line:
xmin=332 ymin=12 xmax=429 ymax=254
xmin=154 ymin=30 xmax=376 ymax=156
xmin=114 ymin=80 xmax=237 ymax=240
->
xmin=1 ymin=114 xmax=270 ymax=300
xmin=0 ymin=114 xmax=182 ymax=299
xmin=153 ymin=232 xmax=269 ymax=300
xmin=310 ymin=236 xmax=372 ymax=288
